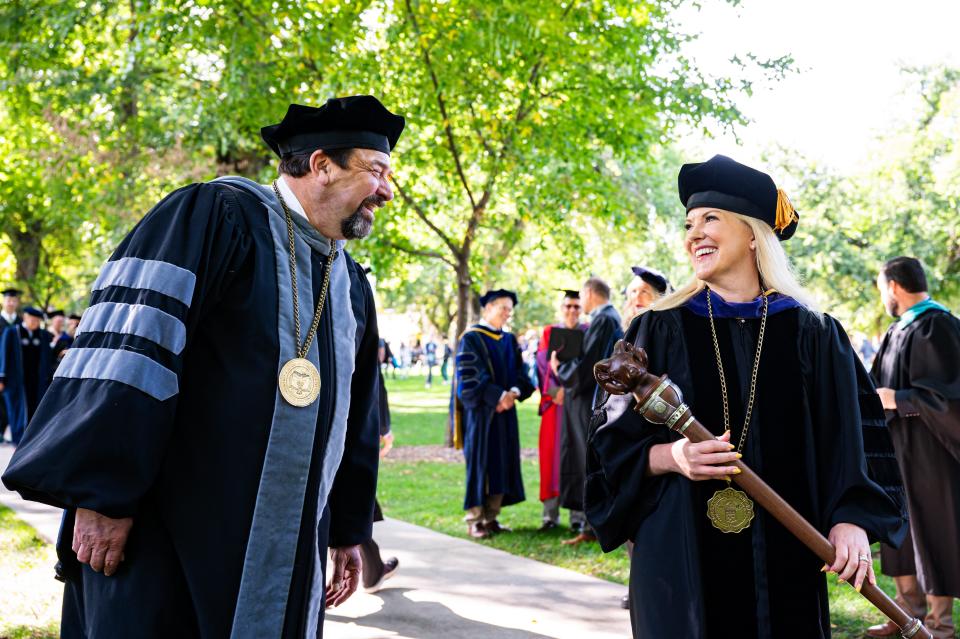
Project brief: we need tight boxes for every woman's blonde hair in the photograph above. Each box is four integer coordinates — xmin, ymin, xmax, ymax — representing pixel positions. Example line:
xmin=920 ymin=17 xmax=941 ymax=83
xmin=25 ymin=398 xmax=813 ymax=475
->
xmin=650 ymin=212 xmax=818 ymax=312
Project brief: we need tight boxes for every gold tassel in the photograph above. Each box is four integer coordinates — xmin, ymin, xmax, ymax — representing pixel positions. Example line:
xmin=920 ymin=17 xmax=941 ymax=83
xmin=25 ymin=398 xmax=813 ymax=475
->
xmin=774 ymin=188 xmax=798 ymax=233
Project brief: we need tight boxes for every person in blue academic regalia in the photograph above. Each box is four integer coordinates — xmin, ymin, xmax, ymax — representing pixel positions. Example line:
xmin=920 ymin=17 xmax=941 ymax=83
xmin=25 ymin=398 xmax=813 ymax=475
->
xmin=455 ymin=289 xmax=535 ymax=539
xmin=0 ymin=306 xmax=54 ymax=446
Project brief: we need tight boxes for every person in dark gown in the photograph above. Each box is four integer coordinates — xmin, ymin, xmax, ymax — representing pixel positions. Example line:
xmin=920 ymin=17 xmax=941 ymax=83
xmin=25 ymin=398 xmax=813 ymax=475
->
xmin=866 ymin=256 xmax=960 ymax=639
xmin=455 ymin=289 xmax=535 ymax=539
xmin=551 ymin=277 xmax=622 ymax=544
xmin=535 ymin=289 xmax=586 ymax=531
xmin=585 ymin=155 xmax=907 ymax=639
xmin=359 ymin=369 xmax=400 ymax=593
xmin=0 ymin=306 xmax=54 ymax=445
xmin=3 ymin=95 xmax=404 ymax=638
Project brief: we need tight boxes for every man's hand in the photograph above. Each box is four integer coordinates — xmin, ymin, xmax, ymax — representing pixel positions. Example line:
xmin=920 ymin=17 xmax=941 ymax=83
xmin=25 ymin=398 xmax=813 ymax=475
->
xmin=380 ymin=432 xmax=394 ymax=460
xmin=73 ymin=508 xmax=134 ymax=577
xmin=326 ymin=545 xmax=362 ymax=608
xmin=549 ymin=351 xmax=560 ymax=376
xmin=496 ymin=391 xmax=517 ymax=413
xmin=554 ymin=387 xmax=565 ymax=406
xmin=876 ymin=387 xmax=897 ymax=410
xmin=0 ymin=381 xmax=5 ymax=392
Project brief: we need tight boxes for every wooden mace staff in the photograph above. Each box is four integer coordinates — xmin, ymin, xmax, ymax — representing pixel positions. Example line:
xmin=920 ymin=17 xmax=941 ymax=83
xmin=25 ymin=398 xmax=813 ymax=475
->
xmin=593 ymin=340 xmax=930 ymax=639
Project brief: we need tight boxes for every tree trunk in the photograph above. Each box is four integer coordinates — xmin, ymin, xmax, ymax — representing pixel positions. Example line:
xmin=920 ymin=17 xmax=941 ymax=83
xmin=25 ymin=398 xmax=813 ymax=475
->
xmin=446 ymin=255 xmax=474 ymax=447
xmin=9 ymin=226 xmax=43 ymax=297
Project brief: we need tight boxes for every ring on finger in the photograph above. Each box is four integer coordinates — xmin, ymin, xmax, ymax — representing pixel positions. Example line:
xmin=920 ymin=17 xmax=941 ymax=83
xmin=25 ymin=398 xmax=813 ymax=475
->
xmin=858 ymin=553 xmax=870 ymax=563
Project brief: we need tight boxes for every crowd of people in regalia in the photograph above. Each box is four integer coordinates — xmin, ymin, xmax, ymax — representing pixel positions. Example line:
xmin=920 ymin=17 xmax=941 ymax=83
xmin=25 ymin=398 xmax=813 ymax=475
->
xmin=0 ymin=287 xmax=82 ymax=447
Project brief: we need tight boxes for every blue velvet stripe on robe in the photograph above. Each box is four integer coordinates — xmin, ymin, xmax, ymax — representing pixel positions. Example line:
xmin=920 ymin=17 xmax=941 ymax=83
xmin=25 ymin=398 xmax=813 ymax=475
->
xmin=456 ymin=326 xmax=534 ymax=510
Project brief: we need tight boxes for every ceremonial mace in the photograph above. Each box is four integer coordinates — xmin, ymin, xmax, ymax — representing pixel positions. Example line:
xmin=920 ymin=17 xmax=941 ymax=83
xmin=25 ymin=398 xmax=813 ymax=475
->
xmin=593 ymin=340 xmax=930 ymax=639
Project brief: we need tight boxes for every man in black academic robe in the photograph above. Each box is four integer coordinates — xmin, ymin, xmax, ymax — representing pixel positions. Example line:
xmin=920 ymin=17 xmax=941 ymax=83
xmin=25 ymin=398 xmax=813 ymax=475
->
xmin=3 ymin=96 xmax=404 ymax=638
xmin=552 ymin=277 xmax=622 ymax=544
xmin=867 ymin=257 xmax=960 ymax=639
xmin=0 ymin=306 xmax=54 ymax=446
xmin=0 ymin=287 xmax=21 ymax=443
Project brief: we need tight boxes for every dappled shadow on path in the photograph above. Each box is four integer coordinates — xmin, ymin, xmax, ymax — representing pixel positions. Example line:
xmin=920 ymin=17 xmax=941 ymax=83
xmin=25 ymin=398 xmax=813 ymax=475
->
xmin=326 ymin=588 xmax=554 ymax=639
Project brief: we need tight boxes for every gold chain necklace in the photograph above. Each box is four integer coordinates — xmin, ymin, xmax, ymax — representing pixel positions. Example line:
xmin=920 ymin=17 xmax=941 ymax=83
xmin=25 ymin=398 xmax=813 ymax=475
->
xmin=273 ymin=180 xmax=338 ymax=407
xmin=704 ymin=287 xmax=768 ymax=533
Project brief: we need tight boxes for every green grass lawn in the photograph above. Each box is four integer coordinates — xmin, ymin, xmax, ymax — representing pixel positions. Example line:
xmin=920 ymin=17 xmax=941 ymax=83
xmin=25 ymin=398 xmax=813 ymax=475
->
xmin=0 ymin=506 xmax=60 ymax=639
xmin=384 ymin=371 xmax=540 ymax=449
xmin=381 ymin=370 xmax=959 ymax=638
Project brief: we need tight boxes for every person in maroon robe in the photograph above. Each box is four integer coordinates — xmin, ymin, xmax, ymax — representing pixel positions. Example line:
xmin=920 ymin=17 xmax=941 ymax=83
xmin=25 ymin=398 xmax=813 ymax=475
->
xmin=535 ymin=290 xmax=587 ymax=531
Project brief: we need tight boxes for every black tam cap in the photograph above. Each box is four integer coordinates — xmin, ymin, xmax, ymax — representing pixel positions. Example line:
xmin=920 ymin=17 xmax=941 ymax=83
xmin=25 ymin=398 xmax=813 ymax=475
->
xmin=480 ymin=289 xmax=518 ymax=307
xmin=678 ymin=155 xmax=799 ymax=241
xmin=630 ymin=266 xmax=671 ymax=294
xmin=261 ymin=96 xmax=405 ymax=158
xmin=2 ymin=288 xmax=22 ymax=297
xmin=47 ymin=309 xmax=65 ymax=319
xmin=68 ymin=313 xmax=82 ymax=321
xmin=556 ymin=288 xmax=580 ymax=299
xmin=23 ymin=306 xmax=44 ymax=318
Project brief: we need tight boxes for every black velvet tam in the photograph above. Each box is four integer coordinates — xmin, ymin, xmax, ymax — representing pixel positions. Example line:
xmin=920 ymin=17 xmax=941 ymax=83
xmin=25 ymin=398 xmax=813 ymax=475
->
xmin=678 ymin=154 xmax=798 ymax=240
xmin=261 ymin=96 xmax=405 ymax=158
xmin=557 ymin=289 xmax=580 ymax=299
xmin=480 ymin=289 xmax=518 ymax=307
xmin=630 ymin=266 xmax=670 ymax=294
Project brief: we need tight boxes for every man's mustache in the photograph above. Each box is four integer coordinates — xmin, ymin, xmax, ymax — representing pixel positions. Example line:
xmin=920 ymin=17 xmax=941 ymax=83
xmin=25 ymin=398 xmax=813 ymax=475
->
xmin=359 ymin=196 xmax=385 ymax=212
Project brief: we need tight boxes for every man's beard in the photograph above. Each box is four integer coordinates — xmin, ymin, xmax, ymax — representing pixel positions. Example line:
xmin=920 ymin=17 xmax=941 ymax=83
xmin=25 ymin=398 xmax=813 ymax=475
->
xmin=340 ymin=196 xmax=384 ymax=240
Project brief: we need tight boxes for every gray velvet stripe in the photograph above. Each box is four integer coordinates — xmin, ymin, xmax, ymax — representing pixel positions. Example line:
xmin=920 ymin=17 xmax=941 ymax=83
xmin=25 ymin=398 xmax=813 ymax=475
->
xmin=54 ymin=347 xmax=178 ymax=401
xmin=92 ymin=257 xmax=196 ymax=306
xmin=78 ymin=302 xmax=187 ymax=354
xmin=219 ymin=177 xmax=322 ymax=639
xmin=304 ymin=240 xmax=356 ymax=639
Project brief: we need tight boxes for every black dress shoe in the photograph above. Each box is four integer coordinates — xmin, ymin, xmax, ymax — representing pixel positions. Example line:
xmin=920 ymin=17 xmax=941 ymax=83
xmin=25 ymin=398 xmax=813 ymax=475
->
xmin=486 ymin=520 xmax=512 ymax=534
xmin=620 ymin=593 xmax=630 ymax=610
xmin=538 ymin=521 xmax=558 ymax=532
xmin=364 ymin=557 xmax=400 ymax=593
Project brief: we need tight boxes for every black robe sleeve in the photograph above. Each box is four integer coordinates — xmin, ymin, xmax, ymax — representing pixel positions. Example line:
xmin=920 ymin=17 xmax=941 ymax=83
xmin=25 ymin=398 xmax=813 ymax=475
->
xmin=557 ymin=314 xmax=619 ymax=398
xmin=327 ymin=258 xmax=382 ymax=548
xmin=2 ymin=183 xmax=251 ymax=518
xmin=584 ymin=312 xmax=680 ymax=552
xmin=893 ymin=312 xmax=960 ymax=462
xmin=804 ymin=313 xmax=908 ymax=545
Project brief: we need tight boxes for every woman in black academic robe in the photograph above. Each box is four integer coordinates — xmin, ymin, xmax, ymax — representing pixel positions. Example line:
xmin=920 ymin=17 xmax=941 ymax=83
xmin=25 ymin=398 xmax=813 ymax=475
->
xmin=585 ymin=155 xmax=908 ymax=639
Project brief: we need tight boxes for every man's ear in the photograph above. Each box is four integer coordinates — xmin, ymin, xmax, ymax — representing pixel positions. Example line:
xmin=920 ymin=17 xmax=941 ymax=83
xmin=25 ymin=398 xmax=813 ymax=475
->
xmin=309 ymin=149 xmax=331 ymax=183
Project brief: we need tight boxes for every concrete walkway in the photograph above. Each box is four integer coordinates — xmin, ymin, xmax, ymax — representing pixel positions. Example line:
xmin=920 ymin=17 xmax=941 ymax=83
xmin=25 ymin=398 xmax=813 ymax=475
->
xmin=1 ymin=446 xmax=630 ymax=638
xmin=0 ymin=444 xmax=62 ymax=543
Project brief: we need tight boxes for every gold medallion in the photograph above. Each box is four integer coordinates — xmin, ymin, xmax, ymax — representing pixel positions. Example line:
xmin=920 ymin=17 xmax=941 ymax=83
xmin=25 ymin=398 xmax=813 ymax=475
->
xmin=279 ymin=357 xmax=321 ymax=407
xmin=706 ymin=486 xmax=755 ymax=533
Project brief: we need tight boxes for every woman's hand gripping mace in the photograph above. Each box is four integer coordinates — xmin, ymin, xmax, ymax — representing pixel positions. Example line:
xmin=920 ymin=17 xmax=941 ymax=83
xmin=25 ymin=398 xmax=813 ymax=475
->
xmin=593 ymin=340 xmax=929 ymax=639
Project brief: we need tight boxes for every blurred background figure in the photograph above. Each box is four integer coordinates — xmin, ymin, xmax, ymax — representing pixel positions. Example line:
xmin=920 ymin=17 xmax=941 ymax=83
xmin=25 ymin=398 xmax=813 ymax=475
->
xmin=535 ymin=289 xmax=586 ymax=531
xmin=551 ymin=277 xmax=622 ymax=546
xmin=0 ymin=307 xmax=53 ymax=446
xmin=622 ymin=266 xmax=671 ymax=329
xmin=868 ymin=257 xmax=960 ymax=639
xmin=360 ymin=369 xmax=400 ymax=594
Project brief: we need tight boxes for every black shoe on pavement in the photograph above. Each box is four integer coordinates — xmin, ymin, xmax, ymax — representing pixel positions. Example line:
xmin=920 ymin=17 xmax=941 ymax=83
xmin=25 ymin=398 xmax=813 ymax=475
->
xmin=364 ymin=557 xmax=400 ymax=593
xmin=620 ymin=593 xmax=630 ymax=610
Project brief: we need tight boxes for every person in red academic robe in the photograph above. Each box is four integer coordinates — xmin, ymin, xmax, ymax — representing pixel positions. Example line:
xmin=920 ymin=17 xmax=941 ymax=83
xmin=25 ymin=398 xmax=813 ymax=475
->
xmin=535 ymin=289 xmax=587 ymax=531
